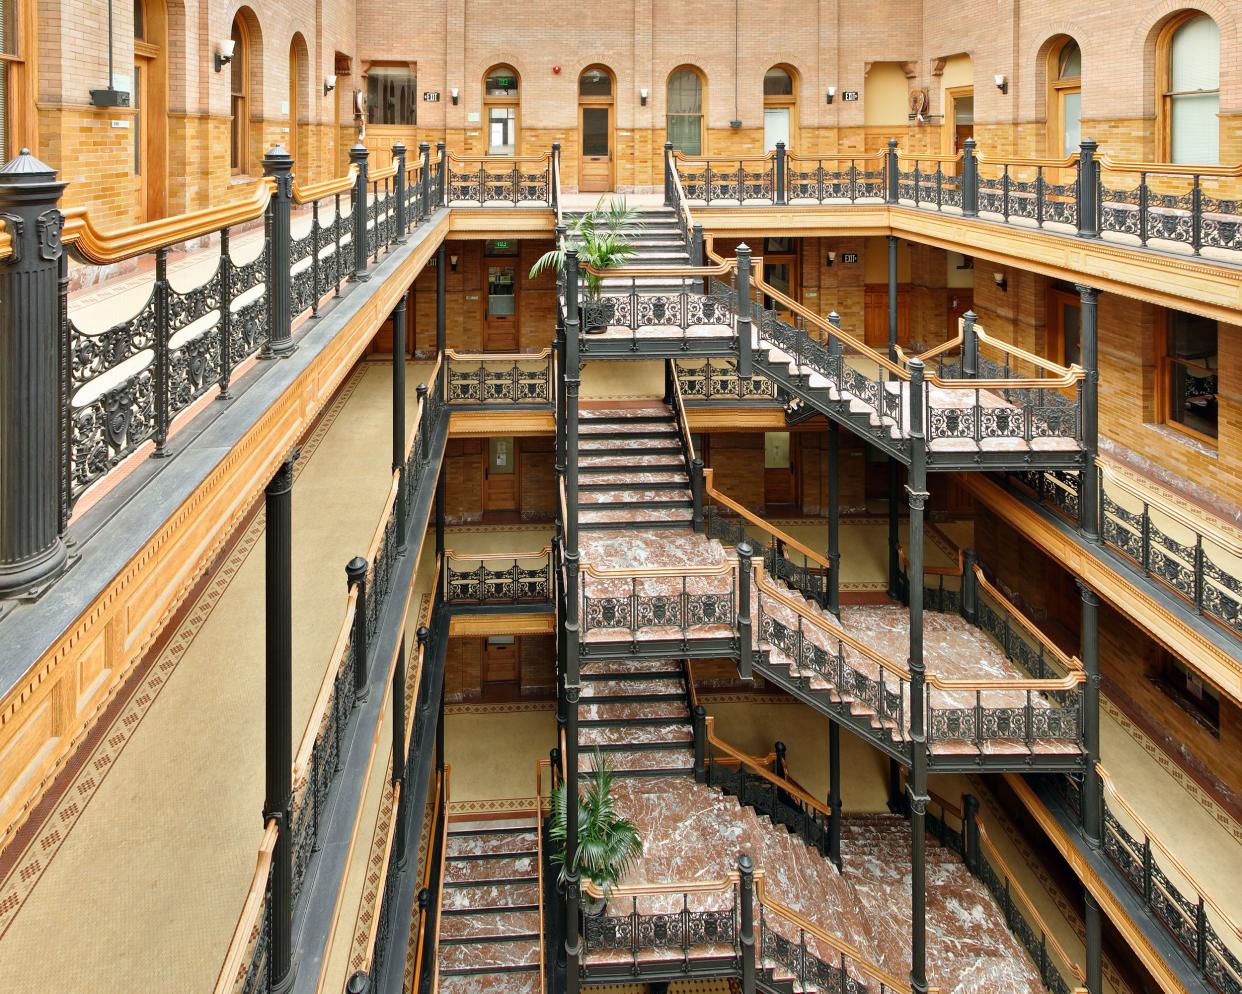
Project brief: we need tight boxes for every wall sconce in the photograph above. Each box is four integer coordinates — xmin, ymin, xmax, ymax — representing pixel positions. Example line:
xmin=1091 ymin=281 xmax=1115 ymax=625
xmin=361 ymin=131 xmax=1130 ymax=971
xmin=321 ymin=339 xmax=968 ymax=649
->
xmin=450 ymin=87 xmax=460 ymax=106
xmin=323 ymin=75 xmax=337 ymax=96
xmin=639 ymin=87 xmax=649 ymax=107
xmin=826 ymin=251 xmax=837 ymax=267
xmin=826 ymin=86 xmax=836 ymax=105
xmin=993 ymin=271 xmax=1008 ymax=292
xmin=214 ymin=39 xmax=236 ymax=73
xmin=449 ymin=255 xmax=459 ymax=272
xmin=993 ymin=73 xmax=1008 ymax=95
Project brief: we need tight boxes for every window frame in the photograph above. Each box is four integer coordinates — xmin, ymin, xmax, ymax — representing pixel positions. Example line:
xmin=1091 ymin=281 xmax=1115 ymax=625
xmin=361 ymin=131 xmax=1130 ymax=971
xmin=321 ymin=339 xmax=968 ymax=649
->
xmin=229 ymin=16 xmax=250 ymax=175
xmin=1047 ymin=38 xmax=1082 ymax=159
xmin=483 ymin=64 xmax=520 ymax=156
xmin=362 ymin=61 xmax=419 ymax=127
xmin=666 ymin=65 xmax=706 ymax=157
xmin=762 ymin=64 xmax=798 ymax=152
xmin=0 ymin=0 xmax=37 ymax=160
xmin=1156 ymin=11 xmax=1220 ymax=165
xmin=1156 ymin=307 xmax=1219 ymax=446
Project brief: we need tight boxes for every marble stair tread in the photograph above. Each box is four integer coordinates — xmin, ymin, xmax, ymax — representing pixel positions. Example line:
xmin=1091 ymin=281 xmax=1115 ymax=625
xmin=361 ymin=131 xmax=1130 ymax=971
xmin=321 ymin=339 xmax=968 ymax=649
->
xmin=586 ymin=943 xmax=738 ymax=967
xmin=580 ymin=405 xmax=673 ymax=418
xmin=579 ymin=452 xmax=685 ymax=468
xmin=579 ymin=723 xmax=693 ymax=746
xmin=578 ymin=488 xmax=693 ymax=505
xmin=578 ymin=506 xmax=695 ymax=524
xmin=581 ymin=699 xmax=689 ymax=720
xmin=583 ymin=747 xmax=695 ymax=772
xmin=438 ymin=936 xmax=541 ymax=973
xmin=444 ymin=854 xmax=536 ymax=884
xmin=580 ymin=676 xmax=685 ymax=698
xmin=579 ymin=420 xmax=678 ymax=435
xmin=438 ymin=971 xmax=542 ymax=994
xmin=580 ymin=469 xmax=690 ymax=487
xmin=580 ymin=436 xmax=682 ymax=451
xmin=439 ymin=909 xmax=542 ymax=941
xmin=446 ymin=829 xmax=539 ymax=857
xmin=581 ymin=657 xmax=683 ymax=675
xmin=441 ymin=881 xmax=540 ymax=912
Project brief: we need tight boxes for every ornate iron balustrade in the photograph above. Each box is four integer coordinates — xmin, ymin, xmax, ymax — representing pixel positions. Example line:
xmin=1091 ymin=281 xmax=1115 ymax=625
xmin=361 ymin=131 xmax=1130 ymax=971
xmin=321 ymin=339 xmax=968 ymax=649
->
xmin=898 ymin=156 xmax=966 ymax=211
xmin=443 ymin=547 xmax=554 ymax=605
xmin=1098 ymin=166 xmax=1242 ymax=254
xmin=445 ymin=350 xmax=552 ymax=405
xmin=704 ymin=506 xmax=828 ymax=608
xmin=577 ymin=279 xmax=736 ymax=337
xmin=580 ymin=566 xmax=739 ymax=641
xmin=925 ymin=683 xmax=1084 ymax=753
xmin=1008 ymin=465 xmax=1242 ymax=637
xmin=403 ymin=143 xmax=447 ymax=226
xmin=445 ymin=152 xmax=554 ymax=206
xmin=786 ymin=153 xmax=887 ymax=203
xmin=976 ymin=157 xmax=1079 ymax=229
xmin=583 ymin=891 xmax=741 ymax=970
xmin=705 ymin=757 xmax=831 ymax=857
xmin=677 ymin=156 xmax=776 ymax=205
xmin=675 ymin=358 xmax=779 ymax=402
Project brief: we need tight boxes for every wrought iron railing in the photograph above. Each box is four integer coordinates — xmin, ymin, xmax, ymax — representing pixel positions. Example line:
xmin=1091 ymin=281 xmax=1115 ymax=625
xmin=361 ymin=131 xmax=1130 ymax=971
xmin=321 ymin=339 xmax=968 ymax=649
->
xmin=443 ymin=546 xmax=554 ymax=604
xmin=786 ymin=151 xmax=889 ymax=203
xmin=445 ymin=151 xmax=555 ymax=206
xmin=406 ymin=767 xmax=448 ymax=994
xmin=674 ymin=357 xmax=779 ymax=401
xmin=576 ymin=267 xmax=737 ymax=339
xmin=1097 ymin=158 xmax=1242 ymax=255
xmin=898 ymin=154 xmax=967 ymax=211
xmin=974 ymin=565 xmax=1081 ymax=681
xmin=975 ymin=152 xmax=1080 ymax=229
xmin=1007 ymin=461 xmax=1242 ymax=637
xmin=579 ymin=561 xmax=740 ymax=643
xmin=444 ymin=348 xmax=553 ymax=405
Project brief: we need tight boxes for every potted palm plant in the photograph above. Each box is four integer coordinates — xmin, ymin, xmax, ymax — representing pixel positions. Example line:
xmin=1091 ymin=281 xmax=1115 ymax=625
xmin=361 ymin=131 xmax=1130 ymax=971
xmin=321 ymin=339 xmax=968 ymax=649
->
xmin=550 ymin=748 xmax=643 ymax=917
xmin=529 ymin=196 xmax=643 ymax=333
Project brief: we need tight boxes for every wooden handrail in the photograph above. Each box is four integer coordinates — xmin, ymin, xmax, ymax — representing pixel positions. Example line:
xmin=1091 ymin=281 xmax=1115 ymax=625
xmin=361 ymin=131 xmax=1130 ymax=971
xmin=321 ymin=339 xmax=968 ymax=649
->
xmin=703 ymin=468 xmax=829 ymax=569
xmin=667 ymin=146 xmax=696 ymax=238
xmin=358 ymin=780 xmax=402 ymax=969
xmin=895 ymin=329 xmax=964 ymax=365
xmin=367 ymin=162 xmax=399 ymax=183
xmin=976 ymin=327 xmax=1084 ymax=380
xmin=364 ymin=473 xmax=402 ymax=566
xmin=445 ymin=545 xmax=552 ymax=563
xmin=581 ymin=258 xmax=737 ymax=279
xmin=212 ymin=818 xmax=280 ymax=994
xmin=64 ymin=177 xmax=275 ymax=264
xmin=897 ymin=151 xmax=965 ymax=166
xmin=1096 ymin=764 xmax=1242 ymax=943
xmin=292 ymin=586 xmax=359 ymax=782
xmin=786 ymin=149 xmax=889 ymax=164
xmin=926 ymin=671 xmax=1085 ymax=693
xmin=669 ymin=358 xmax=697 ymax=464
xmin=291 ymin=165 xmax=358 ymax=205
xmin=705 ymin=716 xmax=832 ymax=818
xmin=446 ymin=150 xmax=553 ymax=165
xmin=444 ymin=347 xmax=552 ymax=361
xmin=895 ymin=540 xmax=964 ymax=578
xmin=583 ymin=869 xmax=747 ymax=899
xmin=976 ymin=151 xmax=1080 ymax=170
xmin=1097 ymin=154 xmax=1242 ymax=179
xmin=405 ymin=353 xmax=444 ymax=460
xmin=1098 ymin=458 xmax=1242 ymax=556
xmin=672 ymin=149 xmax=776 ymax=166
xmin=409 ymin=769 xmax=445 ymax=994
xmin=755 ymin=877 xmax=915 ymax=993
xmin=974 ymin=816 xmax=1085 ymax=981
xmin=973 ymin=565 xmax=1082 ymax=673
xmin=429 ymin=766 xmax=452 ymax=992
xmin=580 ymin=559 xmax=739 ymax=580
xmin=558 ymin=478 xmax=569 ymax=539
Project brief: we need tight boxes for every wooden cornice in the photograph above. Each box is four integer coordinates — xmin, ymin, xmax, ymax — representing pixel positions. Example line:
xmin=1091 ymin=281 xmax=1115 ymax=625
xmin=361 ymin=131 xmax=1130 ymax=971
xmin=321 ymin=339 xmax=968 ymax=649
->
xmin=447 ymin=410 xmax=555 ymax=436
xmin=448 ymin=612 xmax=554 ymax=636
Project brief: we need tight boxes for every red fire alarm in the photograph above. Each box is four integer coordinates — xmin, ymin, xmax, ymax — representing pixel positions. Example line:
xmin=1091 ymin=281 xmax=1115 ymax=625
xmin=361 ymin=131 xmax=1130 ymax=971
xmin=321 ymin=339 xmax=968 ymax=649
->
xmin=552 ymin=65 xmax=561 ymax=74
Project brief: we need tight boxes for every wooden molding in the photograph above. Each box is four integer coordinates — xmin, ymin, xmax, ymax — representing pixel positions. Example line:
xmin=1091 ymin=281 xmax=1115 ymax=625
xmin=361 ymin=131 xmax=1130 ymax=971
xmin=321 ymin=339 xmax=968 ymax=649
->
xmin=447 ymin=410 xmax=555 ymax=437
xmin=448 ymin=612 xmax=554 ymax=636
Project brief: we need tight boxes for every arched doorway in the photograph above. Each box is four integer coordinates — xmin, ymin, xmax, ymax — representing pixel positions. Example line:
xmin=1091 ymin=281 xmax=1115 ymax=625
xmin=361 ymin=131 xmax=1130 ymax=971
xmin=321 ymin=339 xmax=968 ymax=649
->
xmin=578 ymin=65 xmax=614 ymax=192
xmin=288 ymin=34 xmax=309 ymax=169
xmin=483 ymin=65 xmax=520 ymax=155
xmin=133 ymin=0 xmax=168 ymax=220
xmin=763 ymin=65 xmax=797 ymax=151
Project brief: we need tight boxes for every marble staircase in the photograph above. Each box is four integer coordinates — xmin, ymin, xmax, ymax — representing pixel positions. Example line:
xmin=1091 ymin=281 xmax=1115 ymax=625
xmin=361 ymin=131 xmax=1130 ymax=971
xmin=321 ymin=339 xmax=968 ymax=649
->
xmin=437 ymin=818 xmax=543 ymax=994
xmin=579 ymin=658 xmax=695 ymax=777
xmin=562 ymin=204 xmax=693 ymax=295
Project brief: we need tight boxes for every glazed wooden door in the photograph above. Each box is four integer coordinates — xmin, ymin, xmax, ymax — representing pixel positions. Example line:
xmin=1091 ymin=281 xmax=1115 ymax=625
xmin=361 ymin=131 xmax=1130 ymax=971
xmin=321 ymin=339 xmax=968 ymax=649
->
xmin=579 ymin=105 xmax=612 ymax=192
xmin=484 ymin=637 xmax=520 ymax=684
xmin=483 ymin=436 xmax=518 ymax=511
xmin=484 ymin=265 xmax=519 ymax=351
xmin=764 ymin=432 xmax=797 ymax=509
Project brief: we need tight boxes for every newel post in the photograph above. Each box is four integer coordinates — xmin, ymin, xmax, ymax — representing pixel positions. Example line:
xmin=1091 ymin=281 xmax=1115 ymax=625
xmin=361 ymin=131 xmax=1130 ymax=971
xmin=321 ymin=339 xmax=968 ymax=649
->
xmin=392 ymin=142 xmax=408 ymax=239
xmin=0 ymin=149 xmax=69 ymax=595
xmin=961 ymin=138 xmax=979 ymax=217
xmin=436 ymin=142 xmax=447 ymax=204
xmin=349 ymin=143 xmax=370 ymax=279
xmin=419 ymin=142 xmax=431 ymax=220
xmin=1077 ymin=139 xmax=1100 ymax=239
xmin=961 ymin=310 xmax=979 ymax=377
xmin=691 ymin=458 xmax=705 ymax=533
xmin=774 ymin=141 xmax=788 ymax=205
xmin=737 ymin=542 xmax=754 ymax=681
xmin=663 ymin=141 xmax=675 ymax=205
xmin=738 ymin=854 xmax=756 ymax=994
xmin=262 ymin=146 xmax=296 ymax=357
xmin=961 ymin=548 xmax=979 ymax=623
xmin=693 ymin=704 xmax=708 ymax=782
xmin=963 ymin=793 xmax=981 ymax=874
xmin=885 ymin=139 xmax=900 ymax=203
xmin=736 ymin=243 xmax=753 ymax=377
xmin=347 ymin=556 xmax=370 ymax=698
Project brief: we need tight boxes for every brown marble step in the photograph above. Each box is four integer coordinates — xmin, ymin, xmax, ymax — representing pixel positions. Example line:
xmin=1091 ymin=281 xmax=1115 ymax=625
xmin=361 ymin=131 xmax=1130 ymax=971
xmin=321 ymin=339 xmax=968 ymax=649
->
xmin=438 ymin=937 xmax=541 ymax=973
xmin=578 ymin=488 xmax=693 ymax=505
xmin=438 ymin=971 xmax=542 ymax=994
xmin=441 ymin=881 xmax=540 ymax=912
xmin=579 ymin=420 xmax=678 ymax=435
xmin=580 ymin=436 xmax=682 ymax=451
xmin=446 ymin=829 xmax=539 ymax=858
xmin=581 ymin=657 xmax=683 ymax=675
xmin=580 ymin=676 xmax=686 ymax=699
xmin=579 ymin=452 xmax=684 ymax=468
xmin=444 ymin=854 xmax=536 ymax=884
xmin=581 ymin=699 xmax=689 ymax=721
xmin=581 ymin=405 xmax=673 ymax=419
xmin=579 ymin=469 xmax=689 ymax=487
xmin=581 ymin=747 xmax=694 ymax=773
xmin=439 ymin=909 xmax=542 ymax=941
xmin=579 ymin=506 xmax=694 ymax=525
xmin=579 ymin=723 xmax=694 ymax=746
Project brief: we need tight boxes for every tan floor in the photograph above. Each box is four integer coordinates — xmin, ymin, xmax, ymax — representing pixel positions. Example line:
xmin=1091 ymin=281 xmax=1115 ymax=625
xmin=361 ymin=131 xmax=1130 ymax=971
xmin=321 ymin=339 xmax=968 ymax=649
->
xmin=0 ymin=360 xmax=427 ymax=994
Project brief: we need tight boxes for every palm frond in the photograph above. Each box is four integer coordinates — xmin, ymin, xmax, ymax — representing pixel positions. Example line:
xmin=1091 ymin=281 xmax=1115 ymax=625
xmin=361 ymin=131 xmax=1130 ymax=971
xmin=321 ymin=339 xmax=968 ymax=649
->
xmin=547 ymin=748 xmax=644 ymax=894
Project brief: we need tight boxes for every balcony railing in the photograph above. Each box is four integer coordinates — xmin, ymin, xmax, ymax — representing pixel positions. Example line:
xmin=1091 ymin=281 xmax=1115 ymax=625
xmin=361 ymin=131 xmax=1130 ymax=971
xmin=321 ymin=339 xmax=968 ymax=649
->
xmin=669 ymin=140 xmax=1242 ymax=263
xmin=445 ymin=149 xmax=557 ymax=206
xmin=674 ymin=357 xmax=780 ymax=402
xmin=442 ymin=546 xmax=554 ymax=605
xmin=444 ymin=348 xmax=554 ymax=405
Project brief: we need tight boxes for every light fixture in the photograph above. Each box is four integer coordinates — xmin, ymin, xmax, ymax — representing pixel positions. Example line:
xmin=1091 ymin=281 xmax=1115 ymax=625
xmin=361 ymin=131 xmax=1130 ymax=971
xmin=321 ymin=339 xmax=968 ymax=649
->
xmin=826 ymin=86 xmax=836 ymax=105
xmin=449 ymin=255 xmax=459 ymax=272
xmin=826 ymin=251 xmax=836 ymax=267
xmin=993 ymin=271 xmax=1008 ymax=292
xmin=214 ymin=38 xmax=236 ymax=73
xmin=639 ymin=87 xmax=649 ymax=107
xmin=323 ymin=75 xmax=337 ymax=96
xmin=994 ymin=73 xmax=1008 ymax=95
xmin=450 ymin=86 xmax=459 ymax=106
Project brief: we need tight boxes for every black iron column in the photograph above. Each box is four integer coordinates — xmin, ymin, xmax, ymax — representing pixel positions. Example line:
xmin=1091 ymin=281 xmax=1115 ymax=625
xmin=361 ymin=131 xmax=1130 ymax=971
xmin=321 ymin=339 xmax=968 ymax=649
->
xmin=436 ymin=243 xmax=447 ymax=355
xmin=828 ymin=718 xmax=842 ymax=868
xmin=1077 ymin=284 xmax=1100 ymax=542
xmin=563 ymin=250 xmax=583 ymax=994
xmin=827 ymin=422 xmax=841 ymax=617
xmin=392 ymin=142 xmax=407 ymax=239
xmin=350 ymin=143 xmax=370 ymax=280
xmin=434 ymin=466 xmax=446 ymax=600
xmin=1085 ymin=889 xmax=1102 ymax=994
xmin=1079 ymin=580 xmax=1102 ymax=846
xmin=392 ymin=296 xmax=408 ymax=550
xmin=887 ymin=235 xmax=898 ymax=362
xmin=265 ymin=451 xmax=298 ymax=994
xmin=906 ymin=357 xmax=930 ymax=994
xmin=887 ymin=459 xmax=901 ymax=600
xmin=0 ymin=149 xmax=68 ymax=595
xmin=392 ymin=629 xmax=407 ymax=867
xmin=262 ymin=146 xmax=296 ymax=358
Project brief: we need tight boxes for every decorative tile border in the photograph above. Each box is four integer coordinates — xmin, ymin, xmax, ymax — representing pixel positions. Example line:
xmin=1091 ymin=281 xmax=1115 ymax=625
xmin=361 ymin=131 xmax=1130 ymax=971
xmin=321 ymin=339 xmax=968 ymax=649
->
xmin=445 ymin=701 xmax=556 ymax=715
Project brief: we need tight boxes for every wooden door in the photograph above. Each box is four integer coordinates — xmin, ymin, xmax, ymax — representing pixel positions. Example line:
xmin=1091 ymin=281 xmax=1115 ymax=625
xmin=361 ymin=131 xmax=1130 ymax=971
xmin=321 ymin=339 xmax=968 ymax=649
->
xmin=1047 ymin=288 xmax=1082 ymax=367
xmin=484 ymin=637 xmax=520 ymax=694
xmin=863 ymin=285 xmax=911 ymax=350
xmin=133 ymin=58 xmax=148 ymax=221
xmin=764 ymin=431 xmax=797 ymax=509
xmin=483 ymin=436 xmax=518 ymax=511
xmin=484 ymin=265 xmax=519 ymax=351
xmin=579 ymin=104 xmax=613 ymax=192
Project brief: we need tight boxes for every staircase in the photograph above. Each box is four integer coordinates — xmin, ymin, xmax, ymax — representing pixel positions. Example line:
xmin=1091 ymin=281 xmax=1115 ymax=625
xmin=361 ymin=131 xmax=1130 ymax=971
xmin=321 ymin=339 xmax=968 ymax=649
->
xmin=437 ymin=818 xmax=543 ymax=994
xmin=562 ymin=204 xmax=692 ymax=295
xmin=580 ymin=658 xmax=694 ymax=777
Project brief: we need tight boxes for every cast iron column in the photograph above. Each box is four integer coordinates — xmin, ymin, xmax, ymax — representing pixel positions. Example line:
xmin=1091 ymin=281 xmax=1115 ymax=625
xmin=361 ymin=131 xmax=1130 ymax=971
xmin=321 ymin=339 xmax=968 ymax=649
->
xmin=887 ymin=459 xmax=901 ymax=600
xmin=1079 ymin=580 xmax=1102 ymax=846
xmin=392 ymin=142 xmax=407 ymax=239
xmin=265 ymin=451 xmax=298 ymax=994
xmin=262 ymin=146 xmax=296 ymax=357
xmin=436 ymin=243 xmax=447 ymax=355
xmin=392 ymin=296 xmax=408 ymax=550
xmin=1085 ymin=890 xmax=1103 ymax=994
xmin=887 ymin=235 xmax=899 ymax=362
xmin=435 ymin=466 xmax=446 ymax=599
xmin=0 ymin=149 xmax=69 ymax=595
xmin=349 ymin=143 xmax=370 ymax=280
xmin=392 ymin=630 xmax=407 ymax=867
xmin=906 ymin=358 xmax=930 ymax=994
xmin=1077 ymin=284 xmax=1100 ymax=542
xmin=827 ymin=421 xmax=841 ymax=617
xmin=828 ymin=718 xmax=842 ymax=868
xmin=563 ymin=250 xmax=583 ymax=994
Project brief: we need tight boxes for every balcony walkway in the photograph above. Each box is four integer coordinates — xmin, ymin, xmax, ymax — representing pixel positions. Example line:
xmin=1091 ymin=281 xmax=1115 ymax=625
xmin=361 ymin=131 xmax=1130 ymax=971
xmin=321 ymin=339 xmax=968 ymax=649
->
xmin=0 ymin=359 xmax=429 ymax=994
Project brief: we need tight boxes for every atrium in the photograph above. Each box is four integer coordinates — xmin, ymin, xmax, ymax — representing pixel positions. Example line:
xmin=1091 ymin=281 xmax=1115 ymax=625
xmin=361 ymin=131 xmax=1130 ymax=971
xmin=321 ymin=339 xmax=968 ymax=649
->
xmin=0 ymin=3 xmax=1238 ymax=994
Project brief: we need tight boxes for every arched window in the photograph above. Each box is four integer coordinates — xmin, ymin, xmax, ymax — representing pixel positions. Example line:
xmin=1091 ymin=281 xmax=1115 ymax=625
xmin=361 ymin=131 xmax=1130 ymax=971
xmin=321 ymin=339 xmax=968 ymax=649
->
xmin=288 ymin=35 xmax=307 ymax=167
xmin=578 ymin=65 xmax=615 ymax=192
xmin=763 ymin=65 xmax=797 ymax=151
xmin=1160 ymin=13 xmax=1220 ymax=164
xmin=667 ymin=67 xmax=704 ymax=156
xmin=1048 ymin=39 xmax=1081 ymax=157
xmin=229 ymin=16 xmax=250 ymax=173
xmin=484 ymin=64 xmax=519 ymax=155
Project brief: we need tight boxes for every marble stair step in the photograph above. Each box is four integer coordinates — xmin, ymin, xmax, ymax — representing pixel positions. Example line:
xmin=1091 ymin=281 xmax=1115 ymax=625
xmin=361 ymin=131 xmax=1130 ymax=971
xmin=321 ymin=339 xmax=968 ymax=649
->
xmin=579 ymin=470 xmax=690 ymax=488
xmin=439 ymin=909 xmax=542 ymax=942
xmin=444 ymin=854 xmax=536 ymax=884
xmin=580 ymin=405 xmax=673 ymax=419
xmin=581 ymin=657 xmax=684 ymax=676
xmin=441 ymin=881 xmax=540 ymax=912
xmin=580 ymin=676 xmax=686 ymax=700
xmin=446 ymin=828 xmax=539 ymax=858
xmin=579 ymin=722 xmax=693 ymax=747
xmin=579 ymin=506 xmax=694 ymax=525
xmin=579 ymin=420 xmax=678 ymax=436
xmin=579 ymin=452 xmax=685 ymax=469
xmin=438 ymin=970 xmax=542 ymax=994
xmin=578 ymin=488 xmax=694 ymax=506
xmin=580 ymin=436 xmax=683 ymax=452
xmin=581 ymin=699 xmax=689 ymax=721
xmin=583 ymin=746 xmax=695 ymax=774
xmin=438 ymin=937 xmax=542 ymax=974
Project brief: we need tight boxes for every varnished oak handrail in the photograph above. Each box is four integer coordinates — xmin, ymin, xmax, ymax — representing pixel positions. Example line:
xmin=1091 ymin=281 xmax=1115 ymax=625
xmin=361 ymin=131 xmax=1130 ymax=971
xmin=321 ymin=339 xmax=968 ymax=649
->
xmin=786 ymin=149 xmax=888 ymax=164
xmin=897 ymin=151 xmax=965 ymax=166
xmin=409 ymin=768 xmax=445 ymax=994
xmin=580 ymin=559 xmax=740 ymax=580
xmin=430 ymin=766 xmax=452 ymax=994
xmin=406 ymin=353 xmax=444 ymax=456
xmin=1097 ymin=458 xmax=1242 ymax=556
xmin=976 ymin=327 xmax=1085 ymax=381
xmin=364 ymin=473 xmax=402 ymax=566
xmin=444 ymin=347 xmax=552 ymax=361
xmin=705 ymin=716 xmax=832 ymax=818
xmin=667 ymin=147 xmax=695 ymax=237
xmin=1098 ymin=155 xmax=1242 ymax=179
xmin=64 ymin=177 xmax=275 ymax=264
xmin=976 ymin=151 xmax=1080 ymax=170
xmin=447 ymin=150 xmax=553 ymax=165
xmin=357 ymin=779 xmax=402 ymax=969
xmin=369 ymin=162 xmax=398 ymax=182
xmin=212 ymin=817 xmax=280 ymax=994
xmin=1096 ymin=763 xmax=1242 ymax=944
xmin=444 ymin=545 xmax=552 ymax=563
xmin=896 ymin=541 xmax=964 ymax=579
xmin=895 ymin=329 xmax=964 ymax=365
xmin=581 ymin=259 xmax=737 ymax=279
xmin=973 ymin=565 xmax=1082 ymax=673
xmin=291 ymin=165 xmax=358 ymax=205
xmin=535 ymin=786 xmax=548 ymax=994
xmin=670 ymin=358 xmax=697 ymax=464
xmin=673 ymin=148 xmax=776 ymax=166
xmin=582 ymin=868 xmax=749 ymax=899
xmin=703 ymin=468 xmax=829 ymax=569
xmin=292 ymin=586 xmax=360 ymax=783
